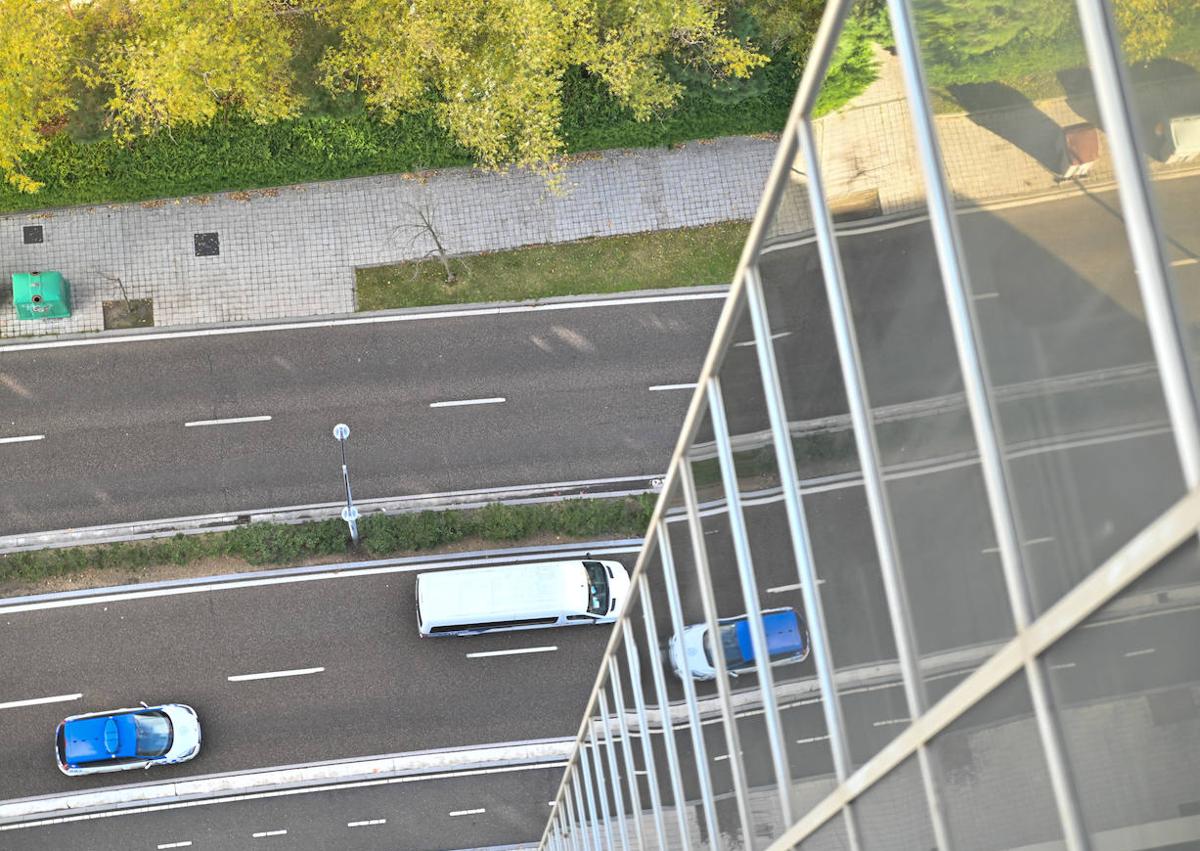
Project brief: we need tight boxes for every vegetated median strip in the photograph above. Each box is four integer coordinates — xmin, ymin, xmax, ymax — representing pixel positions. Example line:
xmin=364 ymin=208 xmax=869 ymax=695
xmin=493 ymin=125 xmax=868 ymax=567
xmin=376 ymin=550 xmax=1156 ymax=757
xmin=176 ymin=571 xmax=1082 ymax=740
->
xmin=184 ymin=416 xmax=272 ymax=428
xmin=0 ymin=494 xmax=657 ymax=601
xmin=0 ymin=693 xmax=82 ymax=711
xmin=227 ymin=667 xmax=324 ymax=683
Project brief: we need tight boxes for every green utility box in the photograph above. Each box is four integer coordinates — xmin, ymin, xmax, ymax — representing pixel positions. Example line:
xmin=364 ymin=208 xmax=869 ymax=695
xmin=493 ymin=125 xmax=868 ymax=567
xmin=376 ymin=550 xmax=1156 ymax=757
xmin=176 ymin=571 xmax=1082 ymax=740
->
xmin=12 ymin=271 xmax=71 ymax=320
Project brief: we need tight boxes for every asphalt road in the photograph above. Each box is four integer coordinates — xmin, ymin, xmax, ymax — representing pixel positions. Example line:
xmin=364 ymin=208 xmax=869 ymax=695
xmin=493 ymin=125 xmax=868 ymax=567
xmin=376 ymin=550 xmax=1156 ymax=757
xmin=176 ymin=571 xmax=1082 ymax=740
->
xmin=4 ymin=177 xmax=1199 ymax=849
xmin=0 ymin=293 xmax=724 ymax=536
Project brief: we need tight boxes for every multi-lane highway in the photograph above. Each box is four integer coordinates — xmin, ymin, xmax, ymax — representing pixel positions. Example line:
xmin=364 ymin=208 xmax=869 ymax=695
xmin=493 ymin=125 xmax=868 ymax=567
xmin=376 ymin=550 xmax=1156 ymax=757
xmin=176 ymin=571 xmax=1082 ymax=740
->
xmin=2 ymin=174 xmax=1199 ymax=850
xmin=0 ymin=292 xmax=724 ymax=536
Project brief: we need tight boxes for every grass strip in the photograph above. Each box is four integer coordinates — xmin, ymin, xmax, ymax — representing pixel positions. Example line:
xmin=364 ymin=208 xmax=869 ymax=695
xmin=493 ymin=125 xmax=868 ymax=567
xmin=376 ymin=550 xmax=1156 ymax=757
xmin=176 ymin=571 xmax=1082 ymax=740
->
xmin=355 ymin=221 xmax=749 ymax=311
xmin=0 ymin=496 xmax=656 ymax=591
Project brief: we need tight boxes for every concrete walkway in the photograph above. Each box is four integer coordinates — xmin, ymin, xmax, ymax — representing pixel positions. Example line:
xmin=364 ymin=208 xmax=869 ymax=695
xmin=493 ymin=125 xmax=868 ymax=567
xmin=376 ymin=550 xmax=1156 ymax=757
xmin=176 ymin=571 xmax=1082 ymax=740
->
xmin=2 ymin=45 xmax=1196 ymax=338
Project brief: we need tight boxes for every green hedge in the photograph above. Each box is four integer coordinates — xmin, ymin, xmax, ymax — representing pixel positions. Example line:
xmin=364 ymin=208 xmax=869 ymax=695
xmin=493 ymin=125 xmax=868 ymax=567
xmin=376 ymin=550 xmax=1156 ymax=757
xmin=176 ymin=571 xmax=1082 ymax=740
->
xmin=0 ymin=495 xmax=657 ymax=587
xmin=0 ymin=56 xmax=801 ymax=215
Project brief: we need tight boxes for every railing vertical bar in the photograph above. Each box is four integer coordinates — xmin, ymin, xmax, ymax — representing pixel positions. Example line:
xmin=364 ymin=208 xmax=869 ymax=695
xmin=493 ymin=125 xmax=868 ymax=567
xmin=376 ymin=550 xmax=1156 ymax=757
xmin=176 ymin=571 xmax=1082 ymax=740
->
xmin=624 ymin=621 xmax=670 ymax=849
xmin=610 ymin=658 xmax=649 ymax=851
xmin=598 ymin=688 xmax=633 ymax=851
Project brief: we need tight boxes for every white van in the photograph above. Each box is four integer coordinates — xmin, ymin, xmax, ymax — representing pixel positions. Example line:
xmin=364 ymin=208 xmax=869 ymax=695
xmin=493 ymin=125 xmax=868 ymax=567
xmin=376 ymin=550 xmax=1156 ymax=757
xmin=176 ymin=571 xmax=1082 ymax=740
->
xmin=416 ymin=559 xmax=631 ymax=637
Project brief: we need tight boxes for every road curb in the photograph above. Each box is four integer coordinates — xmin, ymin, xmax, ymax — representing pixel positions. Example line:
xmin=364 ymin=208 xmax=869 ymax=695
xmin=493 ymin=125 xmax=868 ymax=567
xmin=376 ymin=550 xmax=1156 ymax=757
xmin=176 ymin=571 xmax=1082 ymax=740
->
xmin=0 ymin=739 xmax=574 ymax=827
xmin=0 ymin=475 xmax=662 ymax=554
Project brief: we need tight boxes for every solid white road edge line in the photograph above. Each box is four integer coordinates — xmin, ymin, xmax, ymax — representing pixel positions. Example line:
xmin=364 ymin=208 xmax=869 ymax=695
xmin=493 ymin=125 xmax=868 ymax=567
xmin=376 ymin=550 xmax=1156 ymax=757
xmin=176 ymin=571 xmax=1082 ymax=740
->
xmin=227 ymin=667 xmax=324 ymax=682
xmin=0 ymin=290 xmax=728 ymax=353
xmin=184 ymin=416 xmax=272 ymax=428
xmin=0 ymin=435 xmax=44 ymax=445
xmin=0 ymin=693 xmax=82 ymax=710
xmin=0 ymin=748 xmax=572 ymax=829
xmin=466 ymin=646 xmax=558 ymax=659
xmin=449 ymin=808 xmax=486 ymax=817
xmin=0 ymin=545 xmax=641 ymax=615
xmin=429 ymin=397 xmax=506 ymax=408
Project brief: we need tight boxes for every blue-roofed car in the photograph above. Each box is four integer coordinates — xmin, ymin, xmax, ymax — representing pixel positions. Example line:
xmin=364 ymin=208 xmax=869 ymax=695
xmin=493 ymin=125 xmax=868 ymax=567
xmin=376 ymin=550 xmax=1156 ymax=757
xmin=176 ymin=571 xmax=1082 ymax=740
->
xmin=55 ymin=703 xmax=200 ymax=776
xmin=667 ymin=607 xmax=809 ymax=681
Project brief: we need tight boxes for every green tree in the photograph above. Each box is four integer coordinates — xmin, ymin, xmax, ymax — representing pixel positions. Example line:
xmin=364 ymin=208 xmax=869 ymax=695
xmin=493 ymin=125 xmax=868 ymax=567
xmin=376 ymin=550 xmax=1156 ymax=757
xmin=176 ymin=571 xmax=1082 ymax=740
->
xmin=84 ymin=0 xmax=302 ymax=142
xmin=915 ymin=0 xmax=1074 ymax=66
xmin=319 ymin=0 xmax=767 ymax=173
xmin=0 ymin=0 xmax=79 ymax=192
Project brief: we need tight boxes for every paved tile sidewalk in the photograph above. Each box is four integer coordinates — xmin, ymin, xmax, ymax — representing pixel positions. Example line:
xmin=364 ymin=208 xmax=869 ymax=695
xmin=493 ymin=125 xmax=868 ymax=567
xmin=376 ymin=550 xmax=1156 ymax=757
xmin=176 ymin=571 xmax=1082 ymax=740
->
xmin=0 ymin=136 xmax=779 ymax=337
xmin=2 ymin=46 xmax=1196 ymax=338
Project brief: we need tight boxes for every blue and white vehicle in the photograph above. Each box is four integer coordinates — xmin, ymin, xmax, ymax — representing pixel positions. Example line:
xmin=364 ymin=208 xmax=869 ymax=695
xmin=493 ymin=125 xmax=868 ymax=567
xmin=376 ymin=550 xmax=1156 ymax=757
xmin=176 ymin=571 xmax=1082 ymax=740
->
xmin=668 ymin=607 xmax=810 ymax=681
xmin=55 ymin=703 xmax=201 ymax=776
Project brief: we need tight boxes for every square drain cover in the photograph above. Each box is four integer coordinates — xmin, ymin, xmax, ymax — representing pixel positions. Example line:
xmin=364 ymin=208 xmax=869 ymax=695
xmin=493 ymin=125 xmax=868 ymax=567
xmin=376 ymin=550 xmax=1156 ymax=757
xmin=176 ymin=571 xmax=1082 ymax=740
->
xmin=194 ymin=232 xmax=220 ymax=257
xmin=23 ymin=225 xmax=43 ymax=245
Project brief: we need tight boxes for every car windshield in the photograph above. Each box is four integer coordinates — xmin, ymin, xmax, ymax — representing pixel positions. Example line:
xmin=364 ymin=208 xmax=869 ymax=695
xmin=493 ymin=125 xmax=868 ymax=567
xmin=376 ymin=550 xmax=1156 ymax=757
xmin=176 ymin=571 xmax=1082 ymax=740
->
xmin=584 ymin=561 xmax=609 ymax=615
xmin=133 ymin=712 xmax=173 ymax=758
xmin=702 ymin=623 xmax=748 ymax=668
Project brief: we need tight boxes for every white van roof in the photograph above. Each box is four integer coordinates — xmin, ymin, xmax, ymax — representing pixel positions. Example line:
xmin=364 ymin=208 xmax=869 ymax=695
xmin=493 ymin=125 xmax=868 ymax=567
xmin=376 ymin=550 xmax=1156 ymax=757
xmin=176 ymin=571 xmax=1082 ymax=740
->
xmin=417 ymin=561 xmax=590 ymax=626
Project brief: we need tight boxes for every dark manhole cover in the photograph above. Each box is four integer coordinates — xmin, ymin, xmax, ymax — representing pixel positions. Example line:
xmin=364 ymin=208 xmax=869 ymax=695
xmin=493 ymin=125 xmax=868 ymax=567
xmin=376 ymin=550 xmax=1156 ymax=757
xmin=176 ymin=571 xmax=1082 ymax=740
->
xmin=23 ymin=225 xmax=43 ymax=245
xmin=194 ymin=232 xmax=220 ymax=257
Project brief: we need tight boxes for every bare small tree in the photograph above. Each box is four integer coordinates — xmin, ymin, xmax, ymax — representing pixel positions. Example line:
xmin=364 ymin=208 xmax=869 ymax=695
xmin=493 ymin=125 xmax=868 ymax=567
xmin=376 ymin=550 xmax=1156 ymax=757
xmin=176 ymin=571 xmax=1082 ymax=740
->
xmin=95 ymin=270 xmax=133 ymax=313
xmin=391 ymin=201 xmax=468 ymax=285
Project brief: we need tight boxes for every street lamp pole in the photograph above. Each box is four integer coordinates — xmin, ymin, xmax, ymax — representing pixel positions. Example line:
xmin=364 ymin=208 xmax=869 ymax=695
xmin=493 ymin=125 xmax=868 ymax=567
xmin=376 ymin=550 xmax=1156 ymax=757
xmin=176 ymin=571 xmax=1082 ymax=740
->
xmin=333 ymin=423 xmax=360 ymax=545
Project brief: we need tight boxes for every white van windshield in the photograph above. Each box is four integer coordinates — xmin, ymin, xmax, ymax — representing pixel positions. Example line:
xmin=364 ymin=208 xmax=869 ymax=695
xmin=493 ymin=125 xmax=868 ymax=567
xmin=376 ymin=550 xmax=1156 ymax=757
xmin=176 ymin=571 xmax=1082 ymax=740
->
xmin=584 ymin=561 xmax=610 ymax=615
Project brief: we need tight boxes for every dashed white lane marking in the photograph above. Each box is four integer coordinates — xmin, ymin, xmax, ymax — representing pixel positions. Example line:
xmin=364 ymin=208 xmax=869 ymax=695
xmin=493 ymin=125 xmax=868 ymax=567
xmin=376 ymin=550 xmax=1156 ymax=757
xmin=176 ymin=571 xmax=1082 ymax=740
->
xmin=872 ymin=718 xmax=909 ymax=728
xmin=0 ymin=434 xmax=44 ymax=445
xmin=157 ymin=842 xmax=193 ymax=849
xmin=733 ymin=331 xmax=792 ymax=347
xmin=252 ymin=829 xmax=287 ymax=838
xmin=184 ymin=415 xmax=272 ymax=428
xmin=712 ymin=754 xmax=730 ymax=762
xmin=1171 ymin=257 xmax=1198 ymax=267
xmin=228 ymin=667 xmax=325 ymax=682
xmin=0 ymin=693 xmax=82 ymax=710
xmin=466 ymin=646 xmax=557 ymax=659
xmin=983 ymin=536 xmax=1054 ymax=554
xmin=1124 ymin=647 xmax=1156 ymax=658
xmin=347 ymin=819 xmax=387 ymax=827
xmin=796 ymin=735 xmax=830 ymax=745
xmin=1049 ymin=662 xmax=1077 ymax=670
xmin=648 ymin=383 xmax=697 ymax=392
xmin=429 ymin=397 xmax=506 ymax=408
xmin=766 ymin=580 xmax=824 ymax=593
xmin=972 ymin=292 xmax=1000 ymax=299
xmin=449 ymin=808 xmax=486 ymax=817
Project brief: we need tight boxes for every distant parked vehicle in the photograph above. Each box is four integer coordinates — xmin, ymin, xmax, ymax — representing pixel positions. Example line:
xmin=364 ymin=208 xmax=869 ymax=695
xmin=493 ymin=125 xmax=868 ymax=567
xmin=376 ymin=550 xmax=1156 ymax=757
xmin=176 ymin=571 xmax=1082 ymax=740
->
xmin=55 ymin=703 xmax=201 ymax=776
xmin=416 ymin=558 xmax=630 ymax=637
xmin=1153 ymin=113 xmax=1200 ymax=163
xmin=668 ymin=607 xmax=810 ymax=681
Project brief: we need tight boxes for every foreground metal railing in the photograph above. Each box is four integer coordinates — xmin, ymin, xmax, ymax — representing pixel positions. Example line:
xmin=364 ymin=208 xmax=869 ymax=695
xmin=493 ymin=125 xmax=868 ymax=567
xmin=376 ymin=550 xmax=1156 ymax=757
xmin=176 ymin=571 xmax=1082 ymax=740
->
xmin=537 ymin=0 xmax=1199 ymax=844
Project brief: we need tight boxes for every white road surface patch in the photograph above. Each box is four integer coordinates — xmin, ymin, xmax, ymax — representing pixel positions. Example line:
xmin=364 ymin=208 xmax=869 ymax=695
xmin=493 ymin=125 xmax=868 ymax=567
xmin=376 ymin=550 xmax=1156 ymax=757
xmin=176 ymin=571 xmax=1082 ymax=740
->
xmin=0 ymin=693 xmax=82 ymax=710
xmin=466 ymin=646 xmax=557 ymax=659
xmin=648 ymin=383 xmax=697 ymax=392
xmin=1124 ymin=648 xmax=1156 ymax=658
xmin=449 ymin=808 xmax=486 ymax=817
xmin=252 ymin=830 xmax=287 ymax=838
xmin=157 ymin=843 xmax=193 ymax=849
xmin=347 ymin=819 xmax=387 ymax=827
xmin=0 ymin=434 xmax=44 ymax=445
xmin=184 ymin=416 xmax=272 ymax=428
xmin=228 ymin=667 xmax=325 ymax=682
xmin=429 ymin=397 xmax=506 ymax=408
